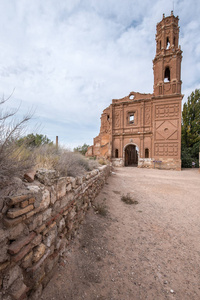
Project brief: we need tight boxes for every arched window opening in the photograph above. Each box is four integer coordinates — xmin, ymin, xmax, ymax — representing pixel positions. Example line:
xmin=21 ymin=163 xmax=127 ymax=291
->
xmin=164 ymin=67 xmax=170 ymax=82
xmin=107 ymin=114 xmax=110 ymax=121
xmin=160 ymin=40 xmax=161 ymax=49
xmin=173 ymin=37 xmax=176 ymax=47
xmin=145 ymin=148 xmax=149 ymax=158
xmin=115 ymin=149 xmax=118 ymax=158
xmin=166 ymin=37 xmax=170 ymax=49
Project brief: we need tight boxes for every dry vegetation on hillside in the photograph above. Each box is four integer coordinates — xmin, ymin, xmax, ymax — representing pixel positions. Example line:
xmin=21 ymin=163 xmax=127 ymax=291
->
xmin=33 ymin=145 xmax=100 ymax=177
xmin=0 ymin=95 xmax=101 ymax=188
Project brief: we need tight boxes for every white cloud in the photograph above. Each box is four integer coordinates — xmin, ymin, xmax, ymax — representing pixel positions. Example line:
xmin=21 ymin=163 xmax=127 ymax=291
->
xmin=0 ymin=0 xmax=199 ymax=148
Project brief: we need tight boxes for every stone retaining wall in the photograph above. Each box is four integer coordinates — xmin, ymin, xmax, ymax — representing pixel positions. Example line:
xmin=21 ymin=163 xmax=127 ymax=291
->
xmin=0 ymin=165 xmax=110 ymax=299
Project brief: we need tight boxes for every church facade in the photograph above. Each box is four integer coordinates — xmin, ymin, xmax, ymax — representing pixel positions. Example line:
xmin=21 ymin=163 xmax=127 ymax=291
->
xmin=86 ymin=12 xmax=183 ymax=170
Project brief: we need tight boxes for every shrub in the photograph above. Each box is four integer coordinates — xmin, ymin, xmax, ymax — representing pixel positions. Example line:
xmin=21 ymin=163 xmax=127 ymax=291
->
xmin=56 ymin=150 xmax=88 ymax=177
xmin=0 ymin=95 xmax=100 ymax=184
xmin=17 ymin=133 xmax=53 ymax=148
xmin=88 ymin=159 xmax=99 ymax=170
xmin=33 ymin=144 xmax=59 ymax=170
xmin=33 ymin=145 xmax=99 ymax=178
xmin=98 ymin=158 xmax=106 ymax=165
xmin=73 ymin=143 xmax=89 ymax=155
xmin=0 ymin=94 xmax=34 ymax=180
xmin=121 ymin=193 xmax=138 ymax=205
xmin=94 ymin=203 xmax=107 ymax=216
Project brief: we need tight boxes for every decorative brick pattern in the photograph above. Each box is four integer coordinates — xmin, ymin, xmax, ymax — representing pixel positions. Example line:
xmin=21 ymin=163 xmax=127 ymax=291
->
xmin=145 ymin=106 xmax=151 ymax=125
xmin=155 ymin=104 xmax=179 ymax=119
xmin=155 ymin=143 xmax=178 ymax=157
xmin=114 ymin=111 xmax=120 ymax=128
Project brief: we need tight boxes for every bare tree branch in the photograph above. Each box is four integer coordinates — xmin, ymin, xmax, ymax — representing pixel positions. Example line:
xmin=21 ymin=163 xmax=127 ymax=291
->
xmin=0 ymin=92 xmax=34 ymax=180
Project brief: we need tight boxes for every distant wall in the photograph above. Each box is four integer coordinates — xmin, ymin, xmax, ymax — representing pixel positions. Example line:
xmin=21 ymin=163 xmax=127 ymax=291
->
xmin=0 ymin=165 xmax=110 ymax=299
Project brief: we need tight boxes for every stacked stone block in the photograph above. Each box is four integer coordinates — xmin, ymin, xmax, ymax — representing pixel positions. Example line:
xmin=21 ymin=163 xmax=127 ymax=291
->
xmin=0 ymin=165 xmax=110 ymax=299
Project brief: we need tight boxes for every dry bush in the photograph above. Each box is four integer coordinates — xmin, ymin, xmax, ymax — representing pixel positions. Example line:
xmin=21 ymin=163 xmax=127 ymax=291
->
xmin=98 ymin=158 xmax=107 ymax=165
xmin=33 ymin=144 xmax=59 ymax=170
xmin=94 ymin=203 xmax=107 ymax=216
xmin=121 ymin=193 xmax=138 ymax=205
xmin=33 ymin=145 xmax=100 ymax=178
xmin=0 ymin=94 xmax=34 ymax=181
xmin=0 ymin=94 xmax=100 ymax=186
xmin=88 ymin=159 xmax=99 ymax=170
xmin=56 ymin=150 xmax=89 ymax=177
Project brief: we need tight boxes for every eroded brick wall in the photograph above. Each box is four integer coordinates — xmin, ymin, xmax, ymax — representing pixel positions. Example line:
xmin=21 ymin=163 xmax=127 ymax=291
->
xmin=0 ymin=165 xmax=110 ymax=299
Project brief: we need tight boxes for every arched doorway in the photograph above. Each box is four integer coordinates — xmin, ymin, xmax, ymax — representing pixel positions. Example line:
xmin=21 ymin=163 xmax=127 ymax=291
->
xmin=125 ymin=144 xmax=138 ymax=166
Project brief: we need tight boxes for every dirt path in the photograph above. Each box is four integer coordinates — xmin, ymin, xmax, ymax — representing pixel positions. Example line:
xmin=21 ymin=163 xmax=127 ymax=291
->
xmin=42 ymin=167 xmax=200 ymax=300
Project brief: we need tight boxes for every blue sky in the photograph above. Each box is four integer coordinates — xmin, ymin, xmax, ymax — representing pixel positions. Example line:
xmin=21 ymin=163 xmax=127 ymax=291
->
xmin=0 ymin=0 xmax=200 ymax=149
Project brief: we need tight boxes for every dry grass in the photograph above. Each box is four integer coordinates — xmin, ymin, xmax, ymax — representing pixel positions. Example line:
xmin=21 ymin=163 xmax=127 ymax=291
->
xmin=0 ymin=95 xmax=100 ymax=187
xmin=33 ymin=145 xmax=100 ymax=178
xmin=121 ymin=193 xmax=138 ymax=205
xmin=0 ymin=94 xmax=34 ymax=182
xmin=98 ymin=158 xmax=107 ymax=165
xmin=94 ymin=203 xmax=108 ymax=216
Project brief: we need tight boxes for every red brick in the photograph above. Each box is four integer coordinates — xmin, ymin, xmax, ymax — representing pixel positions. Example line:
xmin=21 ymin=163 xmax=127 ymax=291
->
xmin=0 ymin=261 xmax=10 ymax=271
xmin=27 ymin=249 xmax=50 ymax=273
xmin=35 ymin=224 xmax=46 ymax=234
xmin=24 ymin=170 xmax=35 ymax=183
xmin=20 ymin=201 xmax=29 ymax=208
xmin=6 ymin=195 xmax=29 ymax=206
xmin=3 ymin=216 xmax=23 ymax=228
xmin=25 ymin=210 xmax=36 ymax=219
xmin=46 ymin=217 xmax=55 ymax=227
xmin=7 ymin=205 xmax=34 ymax=219
xmin=8 ymin=232 xmax=36 ymax=255
xmin=32 ymin=234 xmax=42 ymax=247
xmin=12 ymin=243 xmax=33 ymax=263
xmin=28 ymin=197 xmax=35 ymax=204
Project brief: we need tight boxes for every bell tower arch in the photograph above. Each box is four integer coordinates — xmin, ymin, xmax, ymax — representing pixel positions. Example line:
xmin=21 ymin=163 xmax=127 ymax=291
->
xmin=153 ymin=11 xmax=182 ymax=96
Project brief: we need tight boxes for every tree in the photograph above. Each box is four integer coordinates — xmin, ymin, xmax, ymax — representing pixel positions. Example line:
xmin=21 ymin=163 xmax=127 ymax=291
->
xmin=17 ymin=133 xmax=53 ymax=148
xmin=181 ymin=89 xmax=200 ymax=167
xmin=0 ymin=94 xmax=33 ymax=179
xmin=73 ymin=143 xmax=89 ymax=155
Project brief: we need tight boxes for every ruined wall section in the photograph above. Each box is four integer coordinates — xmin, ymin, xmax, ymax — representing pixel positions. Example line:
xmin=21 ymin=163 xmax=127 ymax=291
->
xmin=0 ymin=165 xmax=110 ymax=299
xmin=86 ymin=106 xmax=112 ymax=158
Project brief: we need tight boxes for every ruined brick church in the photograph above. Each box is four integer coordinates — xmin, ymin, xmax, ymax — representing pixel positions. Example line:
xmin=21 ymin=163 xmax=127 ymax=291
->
xmin=86 ymin=12 xmax=183 ymax=170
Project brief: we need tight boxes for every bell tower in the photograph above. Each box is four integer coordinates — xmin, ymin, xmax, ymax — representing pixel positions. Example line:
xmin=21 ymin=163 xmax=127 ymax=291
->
xmin=153 ymin=11 xmax=182 ymax=97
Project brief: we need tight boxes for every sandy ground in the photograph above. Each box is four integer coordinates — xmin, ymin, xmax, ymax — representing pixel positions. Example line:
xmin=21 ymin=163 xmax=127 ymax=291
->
xmin=42 ymin=167 xmax=200 ymax=300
